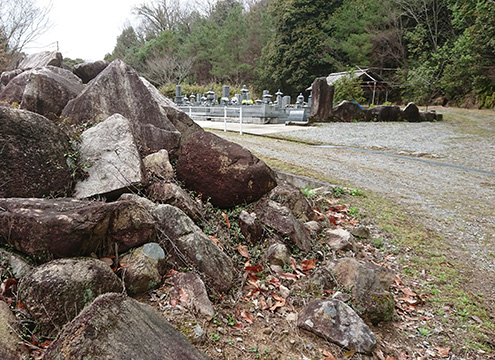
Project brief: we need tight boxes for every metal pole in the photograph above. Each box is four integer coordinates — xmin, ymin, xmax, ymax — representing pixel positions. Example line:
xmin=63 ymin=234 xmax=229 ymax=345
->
xmin=224 ymin=106 xmax=227 ymax=132
xmin=372 ymin=81 xmax=377 ymax=105
xmin=239 ymin=106 xmax=243 ymax=135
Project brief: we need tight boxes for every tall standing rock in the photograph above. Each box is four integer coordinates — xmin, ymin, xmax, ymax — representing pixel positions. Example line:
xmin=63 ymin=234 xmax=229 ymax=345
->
xmin=309 ymin=77 xmax=334 ymax=123
xmin=61 ymin=59 xmax=181 ymax=156
xmin=0 ymin=107 xmax=72 ymax=198
xmin=177 ymin=131 xmax=277 ymax=208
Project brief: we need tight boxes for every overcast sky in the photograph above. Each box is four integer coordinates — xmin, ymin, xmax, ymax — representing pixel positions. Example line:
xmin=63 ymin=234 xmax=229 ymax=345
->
xmin=26 ymin=0 xmax=143 ymax=61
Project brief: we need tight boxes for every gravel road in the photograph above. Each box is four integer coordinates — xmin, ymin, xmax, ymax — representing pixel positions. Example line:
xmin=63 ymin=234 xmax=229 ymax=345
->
xmin=211 ymin=107 xmax=495 ymax=299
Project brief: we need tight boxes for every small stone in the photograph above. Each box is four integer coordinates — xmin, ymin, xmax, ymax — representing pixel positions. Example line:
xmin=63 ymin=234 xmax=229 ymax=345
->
xmin=217 ymin=327 xmax=226 ymax=335
xmin=279 ymin=285 xmax=290 ymax=299
xmin=286 ymin=313 xmax=298 ymax=322
xmin=350 ymin=225 xmax=370 ymax=239
xmin=263 ymin=328 xmax=272 ymax=335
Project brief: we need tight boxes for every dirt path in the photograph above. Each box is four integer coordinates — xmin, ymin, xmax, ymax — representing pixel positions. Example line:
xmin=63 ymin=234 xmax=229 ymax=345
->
xmin=212 ymin=107 xmax=495 ymax=305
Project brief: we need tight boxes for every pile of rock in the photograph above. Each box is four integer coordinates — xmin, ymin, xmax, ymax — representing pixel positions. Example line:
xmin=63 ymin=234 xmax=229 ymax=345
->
xmin=0 ymin=51 xmax=396 ymax=359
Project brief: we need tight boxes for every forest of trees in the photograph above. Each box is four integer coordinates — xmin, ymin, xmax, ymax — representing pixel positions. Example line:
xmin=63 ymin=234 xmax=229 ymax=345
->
xmin=1 ymin=0 xmax=494 ymax=107
xmin=102 ymin=0 xmax=494 ymax=107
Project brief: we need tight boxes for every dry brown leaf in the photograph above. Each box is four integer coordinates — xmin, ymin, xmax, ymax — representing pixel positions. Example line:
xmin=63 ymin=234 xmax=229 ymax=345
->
xmin=240 ymin=310 xmax=254 ymax=324
xmin=179 ymin=288 xmax=190 ymax=304
xmin=301 ymin=258 xmax=316 ymax=273
xmin=435 ymin=347 xmax=451 ymax=357
xmin=385 ymin=356 xmax=396 ymax=360
xmin=208 ymin=235 xmax=223 ymax=251
xmin=342 ymin=349 xmax=356 ymax=359
xmin=237 ymin=244 xmax=250 ymax=258
xmin=221 ymin=212 xmax=230 ymax=228
xmin=321 ymin=349 xmax=337 ymax=360
xmin=279 ymin=273 xmax=298 ymax=281
xmin=401 ymin=287 xmax=417 ymax=297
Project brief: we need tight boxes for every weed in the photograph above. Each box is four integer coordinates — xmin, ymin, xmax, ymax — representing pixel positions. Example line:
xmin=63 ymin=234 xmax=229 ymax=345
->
xmin=209 ymin=333 xmax=220 ymax=342
xmin=417 ymin=327 xmax=431 ymax=337
xmin=333 ymin=186 xmax=345 ymax=198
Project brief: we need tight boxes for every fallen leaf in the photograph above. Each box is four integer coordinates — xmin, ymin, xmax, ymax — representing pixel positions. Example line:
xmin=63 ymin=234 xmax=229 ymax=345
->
xmin=165 ymin=269 xmax=179 ymax=278
xmin=100 ymin=257 xmax=114 ymax=267
xmin=209 ymin=235 xmax=223 ymax=250
xmin=221 ymin=212 xmax=230 ymax=229
xmin=342 ymin=350 xmax=356 ymax=359
xmin=268 ymin=276 xmax=281 ymax=288
xmin=385 ymin=356 xmax=396 ymax=360
xmin=301 ymin=259 xmax=316 ymax=273
xmin=321 ymin=349 xmax=337 ymax=360
xmin=401 ymin=287 xmax=417 ymax=297
xmin=237 ymin=244 xmax=250 ymax=258
xmin=435 ymin=347 xmax=450 ymax=357
xmin=240 ymin=310 xmax=254 ymax=324
xmin=1 ymin=278 xmax=17 ymax=297
xmin=279 ymin=273 xmax=298 ymax=281
xmin=244 ymin=261 xmax=263 ymax=274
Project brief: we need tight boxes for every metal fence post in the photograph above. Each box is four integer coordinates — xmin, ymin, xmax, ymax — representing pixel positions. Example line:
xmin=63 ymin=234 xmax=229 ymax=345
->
xmin=239 ymin=106 xmax=243 ymax=135
xmin=224 ymin=106 xmax=227 ymax=132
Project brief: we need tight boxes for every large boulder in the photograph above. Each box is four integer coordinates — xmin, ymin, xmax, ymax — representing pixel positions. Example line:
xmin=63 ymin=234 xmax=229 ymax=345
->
xmin=18 ymin=258 xmax=122 ymax=336
xmin=154 ymin=204 xmax=234 ymax=292
xmin=239 ymin=210 xmax=263 ymax=245
xmin=140 ymin=76 xmax=202 ymax=150
xmin=0 ymin=69 xmax=23 ymax=88
xmin=332 ymin=100 xmax=365 ymax=122
xmin=120 ymin=242 xmax=166 ymax=295
xmin=73 ymin=114 xmax=146 ymax=200
xmin=333 ymin=258 xmax=395 ymax=323
xmin=255 ymin=199 xmax=312 ymax=252
xmin=0 ymin=301 xmax=29 ymax=359
xmin=0 ymin=248 xmax=33 ymax=279
xmin=72 ymin=60 xmax=109 ymax=83
xmin=298 ymin=299 xmax=376 ymax=354
xmin=367 ymin=105 xmax=401 ymax=122
xmin=0 ymin=70 xmax=31 ymax=103
xmin=0 ymin=107 xmax=72 ymax=198
xmin=61 ymin=59 xmax=181 ymax=156
xmin=309 ymin=77 xmax=334 ymax=122
xmin=402 ymin=102 xmax=421 ymax=122
xmin=0 ymin=198 xmax=156 ymax=263
xmin=42 ymin=293 xmax=209 ymax=360
xmin=19 ymin=66 xmax=84 ymax=120
xmin=177 ymin=131 xmax=277 ymax=208
xmin=16 ymin=51 xmax=62 ymax=70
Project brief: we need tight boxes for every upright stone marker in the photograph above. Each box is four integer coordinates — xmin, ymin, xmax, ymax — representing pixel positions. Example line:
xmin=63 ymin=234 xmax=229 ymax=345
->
xmin=309 ymin=77 xmax=334 ymax=123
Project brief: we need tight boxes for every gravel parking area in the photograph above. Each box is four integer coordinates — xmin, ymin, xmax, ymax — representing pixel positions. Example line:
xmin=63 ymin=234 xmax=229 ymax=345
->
xmin=209 ymin=107 xmax=495 ymax=300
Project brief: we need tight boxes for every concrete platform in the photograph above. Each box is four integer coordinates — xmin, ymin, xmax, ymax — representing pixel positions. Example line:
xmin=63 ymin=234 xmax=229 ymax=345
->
xmin=194 ymin=120 xmax=309 ymax=135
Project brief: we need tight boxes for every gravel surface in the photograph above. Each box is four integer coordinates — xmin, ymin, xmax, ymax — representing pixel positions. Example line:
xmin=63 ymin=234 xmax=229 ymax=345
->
xmin=212 ymin=107 xmax=495 ymax=301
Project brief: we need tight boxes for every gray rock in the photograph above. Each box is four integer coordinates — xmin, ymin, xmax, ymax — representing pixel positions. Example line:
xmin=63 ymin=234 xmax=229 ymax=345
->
xmin=42 ymin=293 xmax=209 ymax=360
xmin=333 ymin=100 xmax=365 ymax=122
xmin=297 ymin=299 xmax=376 ymax=354
xmin=154 ymin=204 xmax=234 ymax=292
xmin=305 ymin=221 xmax=321 ymax=237
xmin=255 ymin=199 xmax=312 ymax=252
xmin=264 ymin=242 xmax=291 ymax=267
xmin=143 ymin=149 xmax=175 ymax=181
xmin=0 ymin=198 xmax=156 ymax=263
xmin=62 ymin=59 xmax=181 ymax=156
xmin=0 ymin=70 xmax=30 ymax=104
xmin=350 ymin=225 xmax=370 ymax=239
xmin=0 ymin=248 xmax=33 ymax=279
xmin=147 ymin=182 xmax=203 ymax=223
xmin=239 ymin=210 xmax=263 ymax=245
xmin=120 ymin=243 xmax=166 ymax=295
xmin=0 ymin=106 xmax=72 ymax=198
xmin=19 ymin=66 xmax=84 ymax=120
xmin=0 ymin=68 xmax=23 ymax=88
xmin=0 ymin=301 xmax=29 ymax=359
xmin=16 ymin=51 xmax=62 ymax=70
xmin=367 ymin=105 xmax=401 ymax=122
xmin=18 ymin=258 xmax=122 ymax=336
xmin=333 ymin=258 xmax=395 ymax=323
xmin=325 ymin=228 xmax=354 ymax=251
xmin=266 ymin=183 xmax=315 ymax=222
xmin=364 ymin=262 xmax=396 ymax=290
xmin=140 ymin=76 xmax=202 ymax=150
xmin=73 ymin=114 xmax=146 ymax=199
xmin=170 ymin=272 xmax=215 ymax=317
xmin=73 ymin=60 xmax=109 ymax=83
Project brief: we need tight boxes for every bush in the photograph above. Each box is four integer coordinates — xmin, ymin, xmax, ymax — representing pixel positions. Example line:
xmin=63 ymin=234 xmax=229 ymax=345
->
xmin=333 ymin=71 xmax=366 ymax=105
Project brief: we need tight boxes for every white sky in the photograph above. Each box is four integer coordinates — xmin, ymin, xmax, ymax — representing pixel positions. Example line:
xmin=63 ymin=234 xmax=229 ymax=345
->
xmin=26 ymin=0 xmax=143 ymax=61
